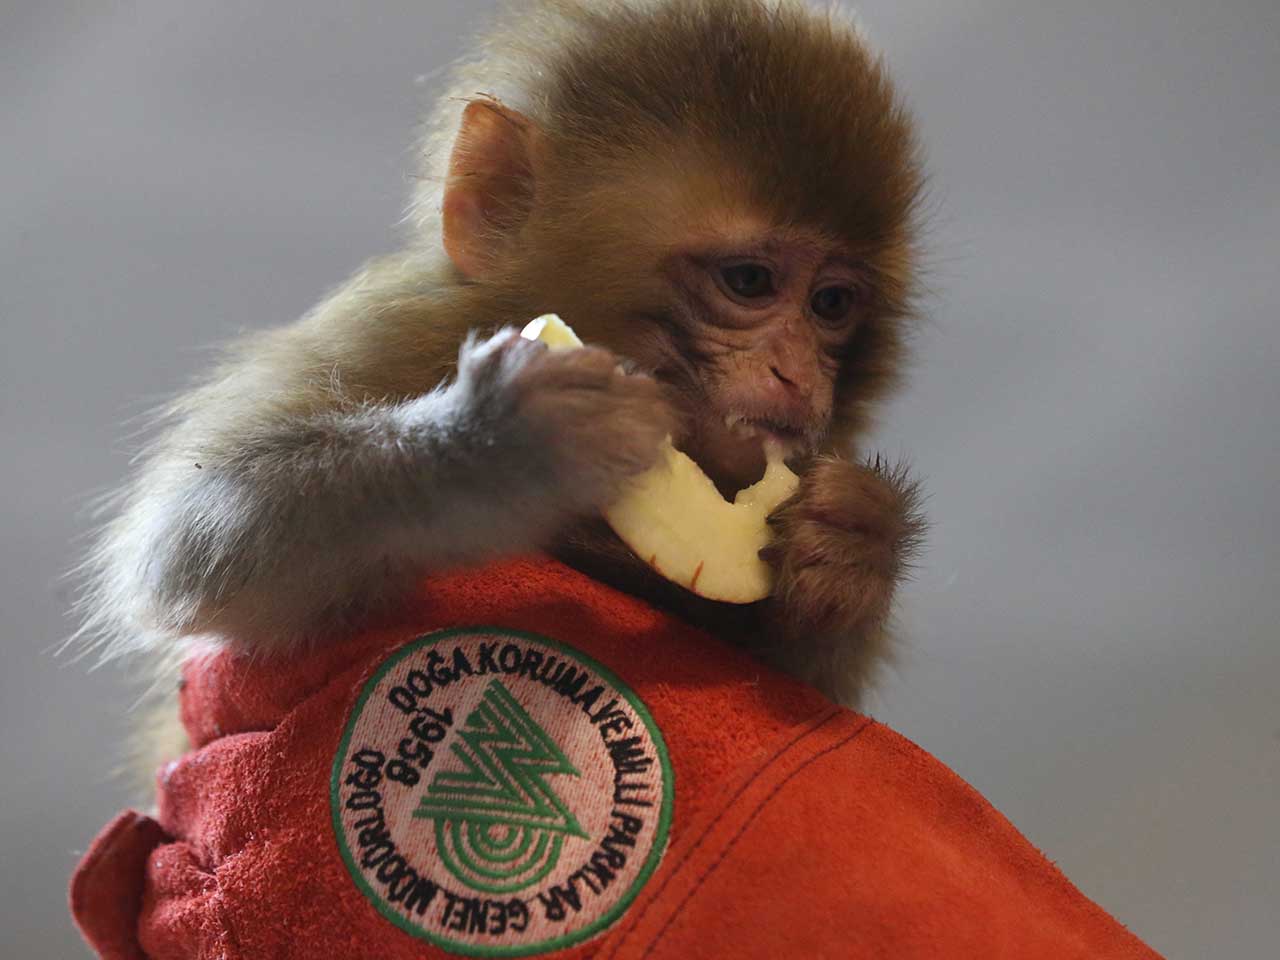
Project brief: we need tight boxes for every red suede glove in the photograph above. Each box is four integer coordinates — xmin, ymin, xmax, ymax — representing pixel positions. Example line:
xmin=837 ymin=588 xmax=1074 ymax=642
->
xmin=71 ymin=556 xmax=1161 ymax=959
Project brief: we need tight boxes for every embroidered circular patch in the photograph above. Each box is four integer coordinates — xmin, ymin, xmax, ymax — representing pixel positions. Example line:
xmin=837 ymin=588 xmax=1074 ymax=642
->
xmin=331 ymin=627 xmax=673 ymax=956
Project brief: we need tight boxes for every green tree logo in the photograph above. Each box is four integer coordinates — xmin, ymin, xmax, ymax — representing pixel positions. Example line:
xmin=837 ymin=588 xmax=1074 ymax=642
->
xmin=414 ymin=679 xmax=588 ymax=893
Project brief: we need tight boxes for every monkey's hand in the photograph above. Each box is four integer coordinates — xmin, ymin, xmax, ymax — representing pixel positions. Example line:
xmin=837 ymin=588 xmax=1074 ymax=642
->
xmin=762 ymin=456 xmax=924 ymax=641
xmin=453 ymin=328 xmax=678 ymax=516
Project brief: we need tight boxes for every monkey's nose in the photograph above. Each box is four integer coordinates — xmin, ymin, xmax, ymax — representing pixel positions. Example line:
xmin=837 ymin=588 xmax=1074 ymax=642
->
xmin=767 ymin=362 xmax=814 ymax=406
xmin=756 ymin=368 xmax=815 ymax=430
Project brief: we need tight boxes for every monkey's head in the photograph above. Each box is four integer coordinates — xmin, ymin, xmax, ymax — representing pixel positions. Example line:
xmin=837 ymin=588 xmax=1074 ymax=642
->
xmin=429 ymin=0 xmax=922 ymax=494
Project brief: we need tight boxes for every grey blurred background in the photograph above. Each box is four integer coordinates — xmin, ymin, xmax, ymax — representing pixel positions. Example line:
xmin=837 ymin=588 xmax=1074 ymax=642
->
xmin=2 ymin=1 xmax=1276 ymax=956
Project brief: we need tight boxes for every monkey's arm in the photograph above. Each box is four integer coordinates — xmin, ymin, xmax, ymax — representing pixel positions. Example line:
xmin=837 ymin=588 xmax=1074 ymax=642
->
xmin=89 ymin=330 xmax=673 ymax=656
xmin=759 ymin=456 xmax=925 ymax=704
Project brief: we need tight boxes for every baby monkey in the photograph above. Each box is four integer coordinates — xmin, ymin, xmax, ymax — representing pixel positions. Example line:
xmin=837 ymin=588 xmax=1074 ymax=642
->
xmin=80 ymin=0 xmax=925 ymax=706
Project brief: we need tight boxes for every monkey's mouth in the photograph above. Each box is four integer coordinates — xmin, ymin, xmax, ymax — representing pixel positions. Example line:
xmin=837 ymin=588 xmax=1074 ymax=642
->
xmin=673 ymin=411 xmax=814 ymax=498
xmin=723 ymin=413 xmax=810 ymax=458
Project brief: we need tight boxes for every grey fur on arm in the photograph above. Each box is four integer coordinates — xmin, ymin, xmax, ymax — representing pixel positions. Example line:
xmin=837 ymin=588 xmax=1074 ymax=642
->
xmin=80 ymin=328 xmax=673 ymax=658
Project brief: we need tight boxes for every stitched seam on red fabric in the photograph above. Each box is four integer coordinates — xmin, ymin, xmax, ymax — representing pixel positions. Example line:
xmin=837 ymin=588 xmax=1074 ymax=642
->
xmin=636 ymin=717 xmax=873 ymax=960
xmin=212 ymin=877 xmax=248 ymax=960
xmin=602 ymin=707 xmax=843 ymax=960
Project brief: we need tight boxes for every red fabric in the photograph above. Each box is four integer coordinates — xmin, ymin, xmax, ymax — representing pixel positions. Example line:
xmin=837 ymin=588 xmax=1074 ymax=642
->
xmin=71 ymin=555 xmax=1161 ymax=959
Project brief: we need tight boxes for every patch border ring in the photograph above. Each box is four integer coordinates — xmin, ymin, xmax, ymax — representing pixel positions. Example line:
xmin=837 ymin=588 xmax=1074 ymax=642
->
xmin=330 ymin=626 xmax=674 ymax=957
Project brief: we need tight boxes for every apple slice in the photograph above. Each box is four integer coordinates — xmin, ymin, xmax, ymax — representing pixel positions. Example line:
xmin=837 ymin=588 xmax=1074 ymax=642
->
xmin=521 ymin=314 xmax=799 ymax=603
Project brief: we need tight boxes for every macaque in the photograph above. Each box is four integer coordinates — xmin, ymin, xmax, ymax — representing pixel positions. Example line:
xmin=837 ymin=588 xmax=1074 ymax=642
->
xmin=78 ymin=0 xmax=925 ymax=709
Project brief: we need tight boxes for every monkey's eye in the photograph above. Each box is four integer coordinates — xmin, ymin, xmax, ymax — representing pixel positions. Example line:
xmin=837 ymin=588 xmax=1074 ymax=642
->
xmin=719 ymin=263 xmax=776 ymax=301
xmin=810 ymin=286 xmax=857 ymax=327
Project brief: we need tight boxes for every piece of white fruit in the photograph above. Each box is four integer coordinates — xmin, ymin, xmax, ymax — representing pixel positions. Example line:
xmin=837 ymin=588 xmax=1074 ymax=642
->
xmin=521 ymin=314 xmax=800 ymax=603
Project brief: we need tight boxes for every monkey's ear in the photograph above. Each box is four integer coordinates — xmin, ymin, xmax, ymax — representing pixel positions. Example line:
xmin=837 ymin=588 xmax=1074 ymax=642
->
xmin=442 ymin=100 xmax=540 ymax=280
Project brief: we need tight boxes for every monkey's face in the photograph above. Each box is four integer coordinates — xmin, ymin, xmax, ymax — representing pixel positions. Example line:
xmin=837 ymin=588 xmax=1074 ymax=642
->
xmin=506 ymin=194 xmax=898 ymax=498
xmin=631 ymin=227 xmax=870 ymax=495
